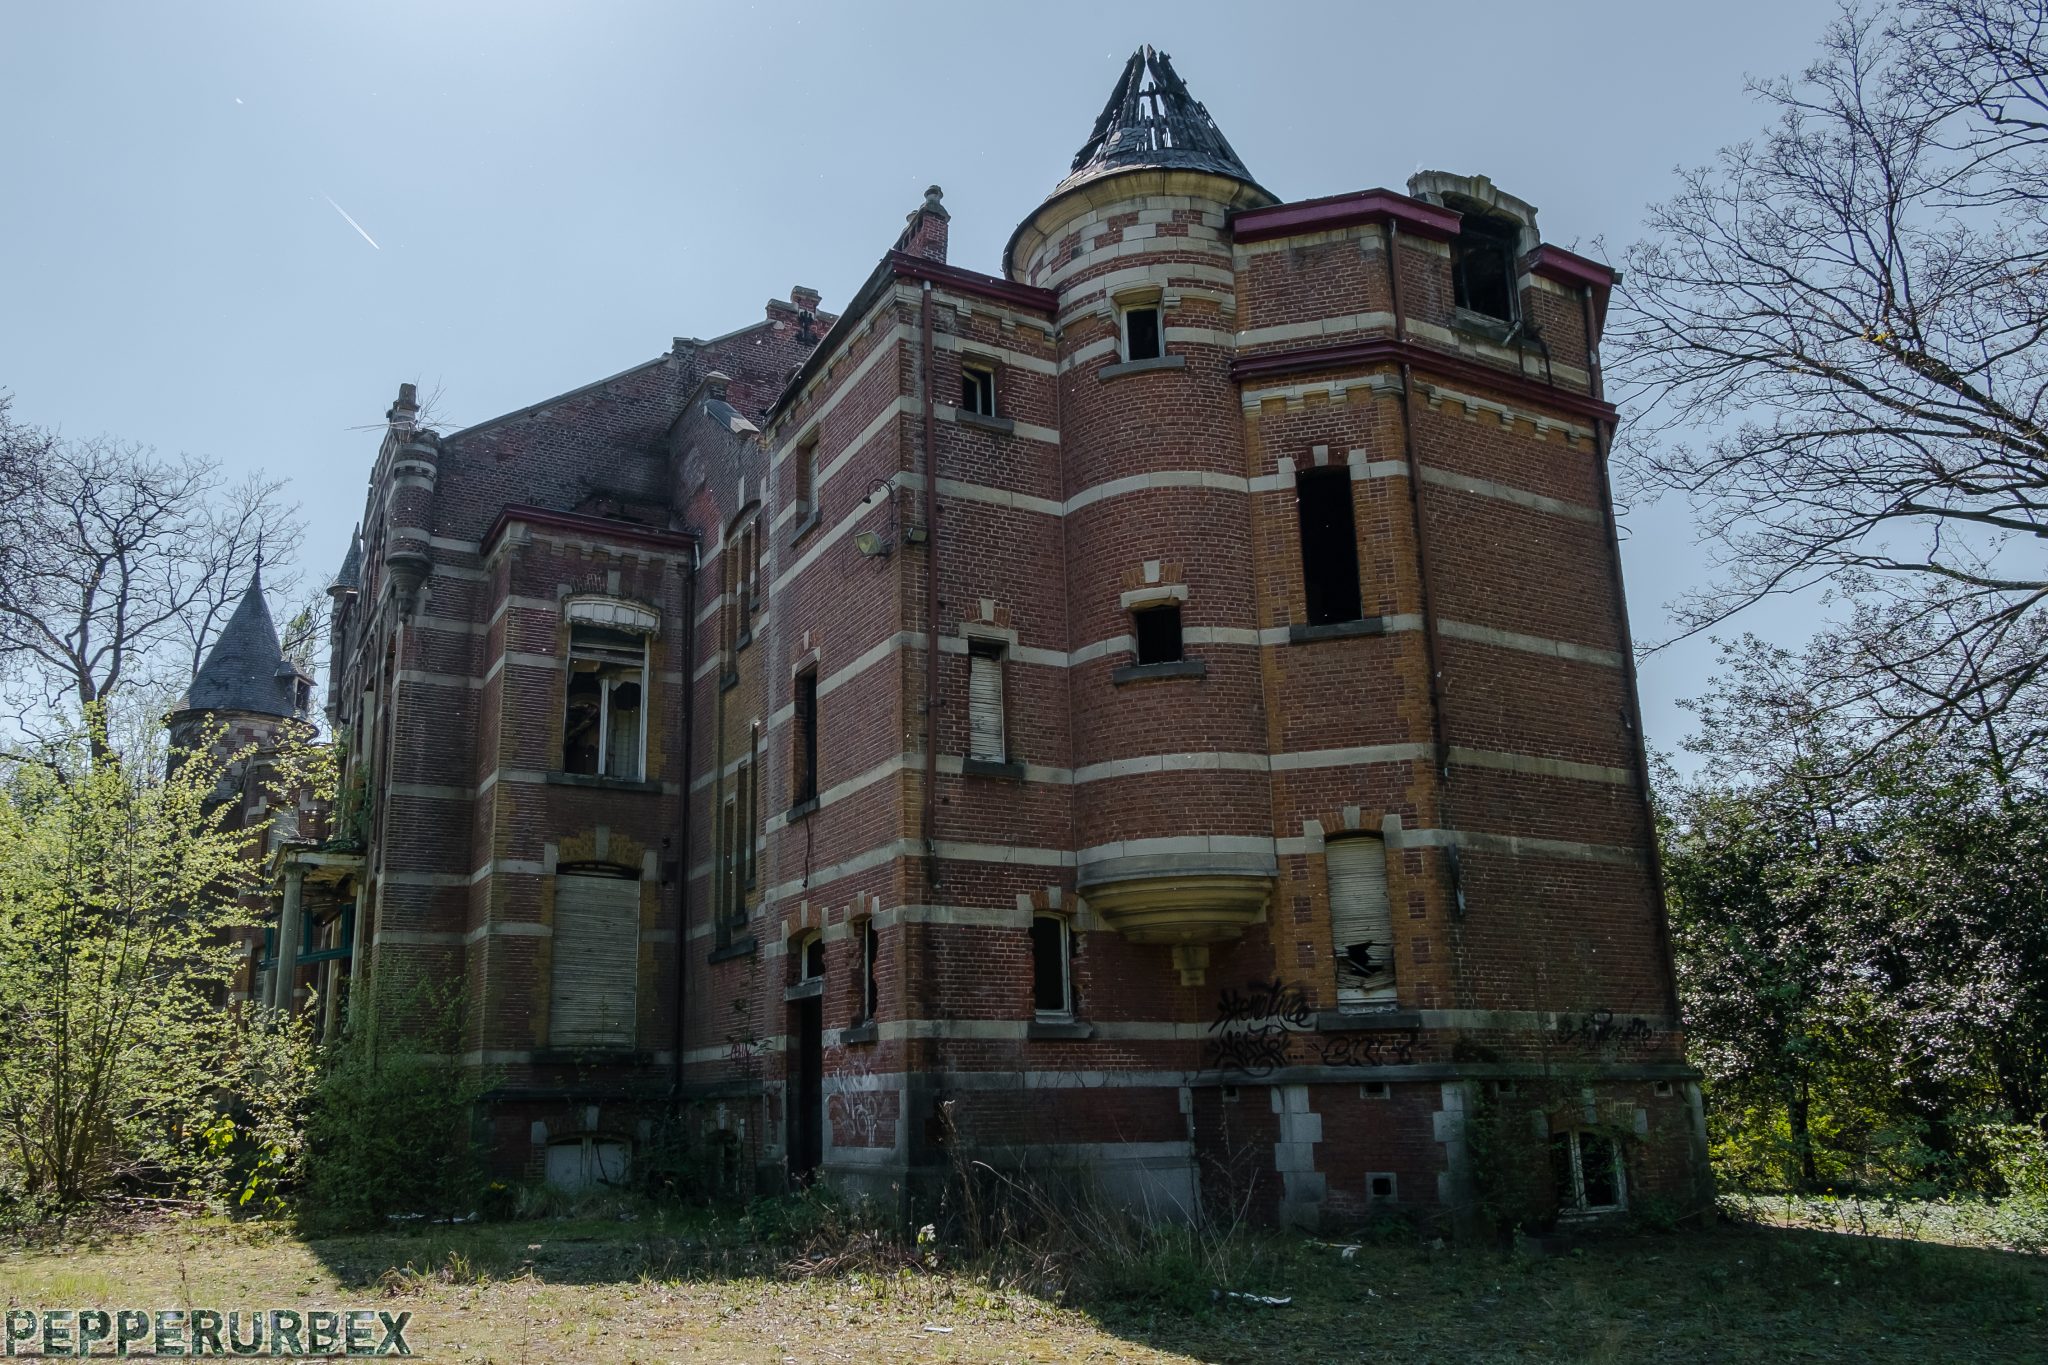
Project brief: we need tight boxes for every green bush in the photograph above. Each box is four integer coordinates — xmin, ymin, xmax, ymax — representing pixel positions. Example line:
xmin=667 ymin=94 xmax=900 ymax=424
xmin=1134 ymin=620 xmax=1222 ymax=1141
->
xmin=296 ymin=981 xmax=483 ymax=1232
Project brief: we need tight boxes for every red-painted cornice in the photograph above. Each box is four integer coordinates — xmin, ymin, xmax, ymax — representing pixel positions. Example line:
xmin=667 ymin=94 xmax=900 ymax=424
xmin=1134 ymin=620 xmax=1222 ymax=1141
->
xmin=1229 ymin=189 xmax=1462 ymax=245
xmin=1524 ymin=243 xmax=1618 ymax=291
xmin=1231 ymin=339 xmax=1618 ymax=425
xmin=885 ymin=251 xmax=1057 ymax=315
xmin=484 ymin=505 xmax=698 ymax=556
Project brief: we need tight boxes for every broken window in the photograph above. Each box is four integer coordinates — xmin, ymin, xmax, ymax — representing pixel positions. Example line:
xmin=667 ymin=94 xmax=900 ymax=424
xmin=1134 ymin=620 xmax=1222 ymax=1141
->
xmin=967 ymin=641 xmax=1006 ymax=763
xmin=1552 ymin=1130 xmax=1627 ymax=1214
xmin=1452 ymin=213 xmax=1521 ymax=323
xmin=1031 ymin=914 xmax=1071 ymax=1017
xmin=1327 ymin=836 xmax=1396 ymax=1009
xmin=563 ymin=625 xmax=646 ymax=780
xmin=961 ymin=364 xmax=996 ymax=417
xmin=798 ymin=930 xmax=825 ymax=982
xmin=792 ymin=666 xmax=819 ymax=806
xmin=1121 ymin=304 xmax=1162 ymax=362
xmin=1132 ymin=603 xmax=1183 ymax=665
xmin=1296 ymin=466 xmax=1363 ymax=626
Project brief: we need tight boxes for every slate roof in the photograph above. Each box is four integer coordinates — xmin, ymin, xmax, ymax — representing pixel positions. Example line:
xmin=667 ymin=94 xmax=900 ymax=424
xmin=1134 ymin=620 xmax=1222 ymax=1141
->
xmin=1053 ymin=46 xmax=1266 ymax=199
xmin=329 ymin=528 xmax=362 ymax=594
xmin=180 ymin=565 xmax=302 ymax=718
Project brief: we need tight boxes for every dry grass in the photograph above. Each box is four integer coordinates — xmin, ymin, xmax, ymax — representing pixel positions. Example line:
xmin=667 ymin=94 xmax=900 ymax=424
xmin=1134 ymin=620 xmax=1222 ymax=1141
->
xmin=0 ymin=1199 xmax=2042 ymax=1363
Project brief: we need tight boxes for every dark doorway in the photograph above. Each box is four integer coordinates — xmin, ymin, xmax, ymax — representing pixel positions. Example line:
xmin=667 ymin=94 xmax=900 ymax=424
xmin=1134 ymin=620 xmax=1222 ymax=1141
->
xmin=789 ymin=996 xmax=823 ymax=1181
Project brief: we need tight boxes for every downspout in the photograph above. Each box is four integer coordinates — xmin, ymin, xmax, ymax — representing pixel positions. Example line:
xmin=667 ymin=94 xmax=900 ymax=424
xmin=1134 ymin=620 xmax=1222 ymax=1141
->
xmin=670 ymin=542 xmax=698 ymax=1100
xmin=1578 ymin=284 xmax=1683 ymax=1024
xmin=920 ymin=280 xmax=941 ymax=889
xmin=1385 ymin=221 xmax=1464 ymax=920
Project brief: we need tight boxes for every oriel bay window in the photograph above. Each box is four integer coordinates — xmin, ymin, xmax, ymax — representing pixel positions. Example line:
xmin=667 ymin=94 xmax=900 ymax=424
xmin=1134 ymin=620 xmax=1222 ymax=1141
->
xmin=563 ymin=624 xmax=647 ymax=781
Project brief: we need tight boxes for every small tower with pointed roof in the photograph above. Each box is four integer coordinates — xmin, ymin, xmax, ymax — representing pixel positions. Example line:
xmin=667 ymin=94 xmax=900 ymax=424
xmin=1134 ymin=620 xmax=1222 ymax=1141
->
xmin=168 ymin=559 xmax=311 ymax=800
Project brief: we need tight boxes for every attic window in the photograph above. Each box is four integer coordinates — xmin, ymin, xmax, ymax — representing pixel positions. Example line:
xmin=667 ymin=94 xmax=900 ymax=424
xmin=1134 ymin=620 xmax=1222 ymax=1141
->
xmin=961 ymin=364 xmax=996 ymax=418
xmin=1452 ymin=213 xmax=1521 ymax=323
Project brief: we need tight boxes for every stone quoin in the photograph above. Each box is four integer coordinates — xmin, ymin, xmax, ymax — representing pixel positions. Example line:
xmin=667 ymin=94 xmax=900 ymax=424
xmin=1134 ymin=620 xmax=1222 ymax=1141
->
xmin=199 ymin=45 xmax=1712 ymax=1232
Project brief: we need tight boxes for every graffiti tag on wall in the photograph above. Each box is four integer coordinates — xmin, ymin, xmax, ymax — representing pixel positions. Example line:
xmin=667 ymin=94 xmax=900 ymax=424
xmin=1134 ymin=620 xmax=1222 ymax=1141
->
xmin=1205 ymin=977 xmax=1419 ymax=1076
xmin=1555 ymin=1009 xmax=1658 ymax=1049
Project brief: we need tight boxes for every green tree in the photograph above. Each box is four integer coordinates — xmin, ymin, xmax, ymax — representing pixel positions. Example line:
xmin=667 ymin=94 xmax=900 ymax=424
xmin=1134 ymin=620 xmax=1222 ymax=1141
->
xmin=0 ymin=713 xmax=314 ymax=1218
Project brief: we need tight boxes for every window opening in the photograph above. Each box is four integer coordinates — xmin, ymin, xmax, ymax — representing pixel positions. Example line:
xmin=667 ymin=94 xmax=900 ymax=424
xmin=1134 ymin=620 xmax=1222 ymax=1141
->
xmin=1327 ymin=836 xmax=1397 ymax=1008
xmin=798 ymin=931 xmax=826 ymax=982
xmin=744 ymin=731 xmax=760 ymax=887
xmin=961 ymin=365 xmax=996 ymax=417
xmin=1031 ymin=914 xmax=1071 ymax=1017
xmin=1132 ymin=604 xmax=1183 ymax=665
xmin=564 ymin=625 xmax=646 ymax=780
xmin=793 ymin=667 xmax=820 ymax=804
xmin=1122 ymin=305 xmax=1162 ymax=362
xmin=1452 ymin=213 xmax=1520 ymax=322
xmin=967 ymin=642 xmax=1006 ymax=763
xmin=861 ymin=919 xmax=879 ymax=1023
xmin=1296 ymin=466 xmax=1363 ymax=626
xmin=1551 ymin=1130 xmax=1627 ymax=1213
xmin=796 ymin=436 xmax=820 ymax=518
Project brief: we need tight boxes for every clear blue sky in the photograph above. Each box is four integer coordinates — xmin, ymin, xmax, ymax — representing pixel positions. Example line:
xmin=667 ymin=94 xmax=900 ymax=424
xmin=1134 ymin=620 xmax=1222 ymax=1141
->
xmin=0 ymin=0 xmax=1836 ymax=753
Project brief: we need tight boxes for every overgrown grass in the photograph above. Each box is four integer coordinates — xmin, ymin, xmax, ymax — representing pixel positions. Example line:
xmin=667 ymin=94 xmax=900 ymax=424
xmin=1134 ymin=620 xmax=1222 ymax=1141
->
xmin=1 ymin=1192 xmax=2040 ymax=1363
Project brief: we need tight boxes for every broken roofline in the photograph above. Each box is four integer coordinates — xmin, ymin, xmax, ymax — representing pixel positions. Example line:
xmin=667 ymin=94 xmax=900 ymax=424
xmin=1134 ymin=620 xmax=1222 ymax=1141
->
xmin=765 ymin=251 xmax=1058 ymax=429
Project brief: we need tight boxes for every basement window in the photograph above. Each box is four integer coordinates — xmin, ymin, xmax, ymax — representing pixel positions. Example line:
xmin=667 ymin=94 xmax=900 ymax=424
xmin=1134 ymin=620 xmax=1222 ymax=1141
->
xmin=1452 ymin=213 xmax=1521 ymax=324
xmin=1121 ymin=304 xmax=1162 ymax=363
xmin=1296 ymin=466 xmax=1363 ymax=626
xmin=791 ymin=666 xmax=820 ymax=808
xmin=1552 ymin=1130 xmax=1627 ymax=1214
xmin=961 ymin=364 xmax=997 ymax=418
xmin=563 ymin=625 xmax=646 ymax=781
xmin=1031 ymin=914 xmax=1072 ymax=1018
xmin=1132 ymin=604 xmax=1183 ymax=665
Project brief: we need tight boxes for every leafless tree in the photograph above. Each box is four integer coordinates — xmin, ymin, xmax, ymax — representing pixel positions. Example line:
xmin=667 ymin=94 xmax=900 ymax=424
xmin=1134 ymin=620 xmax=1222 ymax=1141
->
xmin=1610 ymin=1 xmax=2048 ymax=765
xmin=0 ymin=400 xmax=303 ymax=725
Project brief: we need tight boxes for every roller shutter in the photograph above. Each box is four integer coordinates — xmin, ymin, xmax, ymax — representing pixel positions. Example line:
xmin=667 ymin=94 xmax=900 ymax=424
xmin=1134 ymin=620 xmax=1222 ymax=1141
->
xmin=1327 ymin=838 xmax=1397 ymax=1008
xmin=968 ymin=651 xmax=1006 ymax=762
xmin=550 ymin=873 xmax=640 ymax=1048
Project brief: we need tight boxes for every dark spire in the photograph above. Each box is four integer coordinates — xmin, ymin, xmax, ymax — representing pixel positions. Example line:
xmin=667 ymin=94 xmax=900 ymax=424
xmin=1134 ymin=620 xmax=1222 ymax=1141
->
xmin=329 ymin=527 xmax=362 ymax=596
xmin=180 ymin=565 xmax=302 ymax=718
xmin=1053 ymin=46 xmax=1265 ymax=198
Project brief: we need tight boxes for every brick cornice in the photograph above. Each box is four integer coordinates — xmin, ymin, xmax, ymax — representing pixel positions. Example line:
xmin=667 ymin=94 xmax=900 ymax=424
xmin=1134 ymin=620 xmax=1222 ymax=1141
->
xmin=1228 ymin=189 xmax=1462 ymax=245
xmin=1231 ymin=338 xmax=1619 ymax=425
xmin=483 ymin=505 xmax=698 ymax=556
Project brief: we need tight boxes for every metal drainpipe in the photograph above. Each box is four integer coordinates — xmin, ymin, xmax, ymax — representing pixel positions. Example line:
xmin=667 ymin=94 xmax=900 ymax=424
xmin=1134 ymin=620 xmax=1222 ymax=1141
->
xmin=670 ymin=544 xmax=698 ymax=1100
xmin=1385 ymin=221 xmax=1464 ymax=917
xmin=1578 ymin=284 xmax=1684 ymax=1024
xmin=920 ymin=280 xmax=941 ymax=889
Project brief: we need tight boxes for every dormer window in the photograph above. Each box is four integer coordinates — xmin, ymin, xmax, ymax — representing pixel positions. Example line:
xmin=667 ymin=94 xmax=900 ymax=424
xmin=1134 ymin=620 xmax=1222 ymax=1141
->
xmin=1451 ymin=213 xmax=1521 ymax=323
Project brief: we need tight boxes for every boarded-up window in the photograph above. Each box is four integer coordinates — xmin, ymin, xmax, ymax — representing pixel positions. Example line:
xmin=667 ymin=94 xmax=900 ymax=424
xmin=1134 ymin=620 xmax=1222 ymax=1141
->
xmin=1327 ymin=837 xmax=1396 ymax=1008
xmin=550 ymin=872 xmax=640 ymax=1048
xmin=968 ymin=644 xmax=1005 ymax=763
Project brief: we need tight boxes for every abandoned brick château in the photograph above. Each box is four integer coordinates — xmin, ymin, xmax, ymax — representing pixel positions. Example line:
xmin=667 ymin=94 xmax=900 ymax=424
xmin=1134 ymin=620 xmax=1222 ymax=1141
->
xmin=199 ymin=48 xmax=1712 ymax=1228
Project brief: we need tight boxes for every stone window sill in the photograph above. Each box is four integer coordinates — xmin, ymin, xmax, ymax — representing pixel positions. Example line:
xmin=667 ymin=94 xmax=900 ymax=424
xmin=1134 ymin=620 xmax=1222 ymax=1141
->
xmin=790 ymin=509 xmax=822 ymax=547
xmin=1288 ymin=617 xmax=1391 ymax=645
xmin=545 ymin=772 xmax=661 ymax=794
xmin=785 ymin=795 xmax=820 ymax=823
xmin=784 ymin=978 xmax=823 ymax=1002
xmin=962 ymin=757 xmax=1025 ymax=780
xmin=956 ymin=410 xmax=1016 ymax=436
xmin=1314 ymin=1008 xmax=1421 ymax=1033
xmin=842 ymin=1021 xmax=878 ymax=1045
xmin=531 ymin=1048 xmax=652 ymax=1065
xmin=735 ymin=628 xmax=753 ymax=653
xmin=1451 ymin=308 xmax=1516 ymax=342
xmin=1098 ymin=354 xmax=1187 ymax=382
xmin=708 ymin=935 xmax=757 ymax=965
xmin=1027 ymin=1018 xmax=1094 ymax=1041
xmin=1111 ymin=658 xmax=1206 ymax=685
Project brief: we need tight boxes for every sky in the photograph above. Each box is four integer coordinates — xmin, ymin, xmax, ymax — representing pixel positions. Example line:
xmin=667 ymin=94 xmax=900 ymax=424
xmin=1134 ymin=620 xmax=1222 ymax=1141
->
xmin=0 ymin=0 xmax=1842 ymax=756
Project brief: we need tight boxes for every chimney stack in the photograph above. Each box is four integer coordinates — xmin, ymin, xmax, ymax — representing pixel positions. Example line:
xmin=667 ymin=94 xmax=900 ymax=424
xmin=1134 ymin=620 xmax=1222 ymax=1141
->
xmin=894 ymin=185 xmax=950 ymax=264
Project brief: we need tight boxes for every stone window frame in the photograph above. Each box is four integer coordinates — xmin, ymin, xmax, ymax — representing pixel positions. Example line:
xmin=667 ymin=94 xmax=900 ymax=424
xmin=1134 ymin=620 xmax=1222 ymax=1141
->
xmin=958 ymin=622 xmax=1022 ymax=777
xmin=791 ymin=430 xmax=824 ymax=543
xmin=959 ymin=352 xmax=999 ymax=420
xmin=1552 ymin=1128 xmax=1629 ymax=1216
xmin=1030 ymin=911 xmax=1075 ymax=1021
xmin=1112 ymin=583 xmax=1203 ymax=684
xmin=1113 ymin=285 xmax=1165 ymax=364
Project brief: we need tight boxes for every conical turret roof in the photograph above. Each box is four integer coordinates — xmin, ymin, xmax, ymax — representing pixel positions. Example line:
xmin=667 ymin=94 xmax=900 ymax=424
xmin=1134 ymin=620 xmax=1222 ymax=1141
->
xmin=181 ymin=563 xmax=302 ymax=718
xmin=329 ymin=527 xmax=362 ymax=595
xmin=1051 ymin=46 xmax=1267 ymax=199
